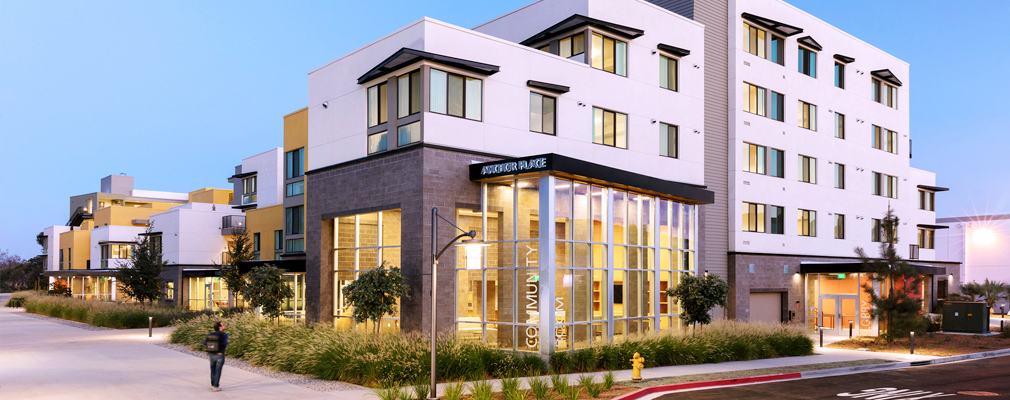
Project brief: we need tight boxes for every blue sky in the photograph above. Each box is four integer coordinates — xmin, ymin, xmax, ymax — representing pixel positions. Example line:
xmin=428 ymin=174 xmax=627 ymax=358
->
xmin=1 ymin=0 xmax=1007 ymax=259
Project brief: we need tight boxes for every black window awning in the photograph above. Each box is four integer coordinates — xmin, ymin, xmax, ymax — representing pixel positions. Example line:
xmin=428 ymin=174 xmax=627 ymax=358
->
xmin=527 ymin=80 xmax=569 ymax=94
xmin=917 ymin=184 xmax=949 ymax=192
xmin=918 ymin=224 xmax=950 ymax=230
xmin=469 ymin=153 xmax=714 ymax=204
xmin=230 ymin=171 xmax=257 ymax=179
xmin=357 ymin=48 xmax=500 ymax=85
xmin=520 ymin=14 xmax=644 ymax=46
xmin=834 ymin=54 xmax=855 ymax=64
xmin=658 ymin=43 xmax=691 ymax=57
xmin=742 ymin=12 xmax=803 ymax=37
xmin=797 ymin=36 xmax=822 ymax=51
xmin=800 ymin=262 xmax=947 ymax=276
xmin=871 ymin=69 xmax=903 ymax=87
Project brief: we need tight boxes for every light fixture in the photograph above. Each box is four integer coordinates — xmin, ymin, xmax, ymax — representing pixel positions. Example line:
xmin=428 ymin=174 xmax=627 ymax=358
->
xmin=651 ymin=119 xmax=657 ymax=124
xmin=651 ymin=49 xmax=657 ymax=55
xmin=461 ymin=239 xmax=488 ymax=270
xmin=322 ymin=101 xmax=328 ymax=109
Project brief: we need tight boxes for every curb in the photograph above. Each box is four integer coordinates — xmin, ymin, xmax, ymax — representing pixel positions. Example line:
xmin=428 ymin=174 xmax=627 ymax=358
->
xmin=613 ymin=349 xmax=1010 ymax=400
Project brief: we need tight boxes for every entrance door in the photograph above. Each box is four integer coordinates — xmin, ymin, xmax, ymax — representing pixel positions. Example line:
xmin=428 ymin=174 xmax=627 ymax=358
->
xmin=205 ymin=283 xmax=214 ymax=311
xmin=819 ymin=295 xmax=858 ymax=335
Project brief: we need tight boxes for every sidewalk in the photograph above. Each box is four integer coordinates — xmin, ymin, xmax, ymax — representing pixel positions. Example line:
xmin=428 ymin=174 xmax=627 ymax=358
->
xmin=0 ymin=293 xmax=935 ymax=399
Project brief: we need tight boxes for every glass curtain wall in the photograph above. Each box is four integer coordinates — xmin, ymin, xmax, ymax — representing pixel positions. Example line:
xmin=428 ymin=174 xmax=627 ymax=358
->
xmin=187 ymin=277 xmax=229 ymax=311
xmin=457 ymin=175 xmax=698 ymax=353
xmin=333 ymin=209 xmax=402 ymax=332
xmin=280 ymin=273 xmax=307 ymax=324
xmin=68 ymin=276 xmax=114 ymax=301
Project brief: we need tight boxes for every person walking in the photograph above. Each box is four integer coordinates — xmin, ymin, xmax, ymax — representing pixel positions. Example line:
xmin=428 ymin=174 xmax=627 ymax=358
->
xmin=202 ymin=322 xmax=229 ymax=392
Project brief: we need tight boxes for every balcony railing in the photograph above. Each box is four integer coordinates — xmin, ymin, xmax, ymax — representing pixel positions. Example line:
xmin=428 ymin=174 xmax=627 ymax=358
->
xmin=222 ymin=215 xmax=246 ymax=235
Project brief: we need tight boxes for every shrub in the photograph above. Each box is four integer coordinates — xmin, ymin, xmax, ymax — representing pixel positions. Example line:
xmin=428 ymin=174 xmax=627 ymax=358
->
xmin=17 ymin=291 xmax=200 ymax=328
xmin=442 ymin=382 xmax=465 ymax=400
xmin=471 ymin=380 xmax=494 ymax=400
xmin=552 ymin=320 xmax=813 ymax=373
xmin=601 ymin=371 xmax=615 ymax=390
xmin=550 ymin=374 xmax=569 ymax=394
xmin=529 ymin=375 xmax=551 ymax=400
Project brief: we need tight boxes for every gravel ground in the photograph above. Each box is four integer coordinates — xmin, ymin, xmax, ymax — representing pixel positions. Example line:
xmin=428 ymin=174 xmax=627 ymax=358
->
xmin=157 ymin=343 xmax=367 ymax=392
xmin=17 ymin=311 xmax=114 ymax=331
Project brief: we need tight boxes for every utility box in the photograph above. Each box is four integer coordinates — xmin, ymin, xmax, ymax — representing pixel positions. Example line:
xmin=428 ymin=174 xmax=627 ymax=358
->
xmin=942 ymin=301 xmax=990 ymax=334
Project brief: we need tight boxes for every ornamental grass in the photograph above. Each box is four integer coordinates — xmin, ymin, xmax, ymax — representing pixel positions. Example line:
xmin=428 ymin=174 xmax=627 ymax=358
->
xmin=170 ymin=314 xmax=546 ymax=386
xmin=11 ymin=290 xmax=201 ymax=328
xmin=549 ymin=320 xmax=813 ymax=374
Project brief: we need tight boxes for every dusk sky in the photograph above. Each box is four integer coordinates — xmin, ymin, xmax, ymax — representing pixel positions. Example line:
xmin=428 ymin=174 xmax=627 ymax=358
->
xmin=2 ymin=0 xmax=1008 ymax=259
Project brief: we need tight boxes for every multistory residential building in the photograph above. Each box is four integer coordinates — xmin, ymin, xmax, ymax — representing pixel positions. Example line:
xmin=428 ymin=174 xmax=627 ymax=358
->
xmin=305 ymin=0 xmax=713 ymax=354
xmin=644 ymin=0 xmax=959 ymax=334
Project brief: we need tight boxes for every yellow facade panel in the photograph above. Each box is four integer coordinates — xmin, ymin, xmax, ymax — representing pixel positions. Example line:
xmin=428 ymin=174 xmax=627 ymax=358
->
xmin=59 ymin=229 xmax=92 ymax=270
xmin=245 ymin=204 xmax=284 ymax=260
xmin=283 ymin=107 xmax=308 ymax=154
xmin=188 ymin=188 xmax=234 ymax=204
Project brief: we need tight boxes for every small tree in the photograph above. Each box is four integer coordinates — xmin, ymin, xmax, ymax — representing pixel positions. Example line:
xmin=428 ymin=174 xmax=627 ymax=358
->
xmin=218 ymin=228 xmax=256 ymax=303
xmin=960 ymin=278 xmax=1009 ymax=311
xmin=855 ymin=207 xmax=925 ymax=343
xmin=243 ymin=264 xmax=293 ymax=319
xmin=341 ymin=262 xmax=410 ymax=336
xmin=665 ymin=272 xmax=730 ymax=332
xmin=49 ymin=279 xmax=73 ymax=297
xmin=115 ymin=227 xmax=165 ymax=304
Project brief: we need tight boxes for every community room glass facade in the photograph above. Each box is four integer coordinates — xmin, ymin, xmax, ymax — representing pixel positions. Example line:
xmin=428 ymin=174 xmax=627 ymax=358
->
xmin=332 ymin=209 xmax=402 ymax=332
xmin=456 ymin=174 xmax=698 ymax=353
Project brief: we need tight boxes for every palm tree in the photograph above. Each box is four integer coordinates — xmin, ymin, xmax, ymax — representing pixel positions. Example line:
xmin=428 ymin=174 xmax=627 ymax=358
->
xmin=959 ymin=278 xmax=1009 ymax=311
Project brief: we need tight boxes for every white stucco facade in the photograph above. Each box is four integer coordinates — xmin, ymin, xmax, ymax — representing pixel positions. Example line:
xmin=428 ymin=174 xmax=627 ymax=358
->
xmin=41 ymin=225 xmax=71 ymax=271
xmin=150 ymin=203 xmax=245 ymax=266
xmin=234 ymin=147 xmax=284 ymax=208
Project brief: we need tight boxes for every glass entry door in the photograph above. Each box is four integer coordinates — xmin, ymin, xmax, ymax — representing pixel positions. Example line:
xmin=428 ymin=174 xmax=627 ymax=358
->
xmin=819 ymin=295 xmax=858 ymax=335
xmin=205 ymin=283 xmax=214 ymax=311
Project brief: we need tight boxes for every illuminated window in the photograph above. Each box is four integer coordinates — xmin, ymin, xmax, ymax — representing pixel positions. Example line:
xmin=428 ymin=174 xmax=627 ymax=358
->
xmin=797 ymin=209 xmax=816 ymax=237
xmin=333 ymin=209 xmax=402 ymax=332
xmin=591 ymin=33 xmax=627 ymax=76
xmin=592 ymin=107 xmax=627 ymax=149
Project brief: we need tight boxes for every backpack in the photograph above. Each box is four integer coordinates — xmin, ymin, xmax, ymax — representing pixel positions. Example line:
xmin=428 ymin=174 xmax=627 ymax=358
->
xmin=205 ymin=332 xmax=221 ymax=353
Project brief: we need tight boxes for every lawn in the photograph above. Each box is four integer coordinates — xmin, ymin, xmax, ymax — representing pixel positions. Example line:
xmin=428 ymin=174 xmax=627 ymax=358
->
xmin=827 ymin=331 xmax=1010 ymax=357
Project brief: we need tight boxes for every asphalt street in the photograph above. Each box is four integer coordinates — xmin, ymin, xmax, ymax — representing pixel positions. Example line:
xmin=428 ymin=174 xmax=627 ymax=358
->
xmin=657 ymin=355 xmax=1010 ymax=399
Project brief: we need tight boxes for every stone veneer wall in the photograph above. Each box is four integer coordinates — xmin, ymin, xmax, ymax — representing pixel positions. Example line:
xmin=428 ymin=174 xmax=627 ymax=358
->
xmin=305 ymin=145 xmax=499 ymax=334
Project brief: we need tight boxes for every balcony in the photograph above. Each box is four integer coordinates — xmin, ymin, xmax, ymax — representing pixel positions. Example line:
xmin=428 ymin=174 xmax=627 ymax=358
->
xmin=222 ymin=215 xmax=246 ymax=235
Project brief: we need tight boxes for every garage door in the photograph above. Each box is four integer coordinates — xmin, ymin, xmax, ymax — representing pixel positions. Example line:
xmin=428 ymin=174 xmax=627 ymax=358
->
xmin=750 ymin=292 xmax=782 ymax=324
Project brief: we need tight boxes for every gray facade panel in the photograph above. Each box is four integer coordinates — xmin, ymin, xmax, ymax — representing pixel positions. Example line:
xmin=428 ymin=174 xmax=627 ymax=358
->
xmin=645 ymin=0 xmax=694 ymax=20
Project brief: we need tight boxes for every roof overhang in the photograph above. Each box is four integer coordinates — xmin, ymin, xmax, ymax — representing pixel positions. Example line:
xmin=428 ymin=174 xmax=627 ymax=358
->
xmin=357 ymin=48 xmax=500 ymax=85
xmin=917 ymin=184 xmax=949 ymax=192
xmin=182 ymin=268 xmax=221 ymax=278
xmin=918 ymin=224 xmax=950 ymax=230
xmin=800 ymin=262 xmax=947 ymax=276
xmin=236 ymin=259 xmax=306 ymax=274
xmin=43 ymin=270 xmax=117 ymax=277
xmin=797 ymin=36 xmax=822 ymax=51
xmin=657 ymin=43 xmax=691 ymax=57
xmin=527 ymin=80 xmax=570 ymax=94
xmin=230 ymin=171 xmax=257 ymax=179
xmin=741 ymin=12 xmax=803 ymax=37
xmin=469 ymin=153 xmax=714 ymax=205
xmin=233 ymin=204 xmax=257 ymax=210
xmin=834 ymin=54 xmax=855 ymax=64
xmin=871 ymin=69 xmax=903 ymax=87
xmin=520 ymin=14 xmax=644 ymax=46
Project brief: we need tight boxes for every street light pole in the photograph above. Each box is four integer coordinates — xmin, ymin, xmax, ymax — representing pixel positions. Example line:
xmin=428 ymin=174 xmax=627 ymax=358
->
xmin=429 ymin=207 xmax=479 ymax=400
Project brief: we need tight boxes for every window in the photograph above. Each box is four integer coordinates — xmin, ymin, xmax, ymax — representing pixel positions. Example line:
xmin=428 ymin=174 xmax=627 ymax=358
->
xmin=798 ymin=155 xmax=816 ymax=184
xmin=529 ymin=92 xmax=556 ymax=135
xmin=873 ymin=78 xmax=898 ymax=109
xmin=743 ymin=144 xmax=784 ymax=177
xmin=743 ymin=22 xmax=784 ymax=65
xmin=559 ymin=33 xmax=586 ymax=59
xmin=834 ymin=163 xmax=845 ymax=189
xmin=397 ymin=70 xmax=421 ymax=118
xmin=743 ymin=83 xmax=785 ymax=121
xmin=798 ymin=209 xmax=816 ymax=237
xmin=872 ymin=172 xmax=898 ymax=198
xmin=592 ymin=107 xmax=627 ymax=148
xmin=743 ymin=202 xmax=765 ymax=233
xmin=100 ymin=243 xmax=133 ymax=268
xmin=334 ymin=210 xmax=403 ymax=331
xmin=834 ymin=62 xmax=844 ymax=88
xmin=59 ymin=249 xmax=64 ymax=269
xmin=286 ymin=181 xmax=304 ymax=197
xmin=872 ymin=218 xmax=882 ymax=242
xmin=834 ymin=214 xmax=845 ymax=239
xmin=591 ymin=33 xmax=627 ymax=76
xmin=918 ymin=228 xmax=935 ymax=249
xmin=919 ymin=190 xmax=935 ymax=211
xmin=274 ymin=230 xmax=283 ymax=250
xmin=285 ymin=206 xmax=304 ymax=235
xmin=242 ymin=176 xmax=257 ymax=204
xmin=367 ymin=82 xmax=387 ymax=127
xmin=286 ymin=238 xmax=305 ymax=253
xmin=769 ymin=205 xmax=785 ymax=234
xmin=286 ymin=148 xmax=304 ymax=179
xmin=798 ymin=46 xmax=817 ymax=78
xmin=430 ymin=68 xmax=482 ymax=121
xmin=253 ymin=233 xmax=261 ymax=252
xmin=397 ymin=121 xmax=420 ymax=146
xmin=872 ymin=125 xmax=898 ymax=154
xmin=660 ymin=54 xmax=678 ymax=91
xmin=835 ymin=112 xmax=845 ymax=139
xmin=368 ymin=131 xmax=387 ymax=154
xmin=660 ymin=123 xmax=678 ymax=158
xmin=798 ymin=100 xmax=817 ymax=130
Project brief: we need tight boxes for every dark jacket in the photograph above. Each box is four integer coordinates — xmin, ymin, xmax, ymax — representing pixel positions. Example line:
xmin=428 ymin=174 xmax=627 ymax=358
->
xmin=203 ymin=331 xmax=230 ymax=354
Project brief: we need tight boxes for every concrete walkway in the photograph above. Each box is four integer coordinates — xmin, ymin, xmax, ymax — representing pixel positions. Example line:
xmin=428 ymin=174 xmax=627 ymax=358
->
xmin=0 ymin=292 xmax=936 ymax=399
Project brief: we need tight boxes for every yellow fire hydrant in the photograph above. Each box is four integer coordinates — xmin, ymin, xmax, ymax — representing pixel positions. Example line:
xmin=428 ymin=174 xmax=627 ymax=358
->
xmin=630 ymin=352 xmax=645 ymax=382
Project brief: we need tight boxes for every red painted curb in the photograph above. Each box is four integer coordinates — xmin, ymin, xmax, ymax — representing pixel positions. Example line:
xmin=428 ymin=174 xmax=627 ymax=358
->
xmin=612 ymin=372 xmax=804 ymax=400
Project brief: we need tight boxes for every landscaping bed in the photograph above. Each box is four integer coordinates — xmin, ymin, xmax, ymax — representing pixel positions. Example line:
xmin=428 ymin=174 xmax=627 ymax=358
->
xmin=827 ymin=330 xmax=1010 ymax=357
xmin=6 ymin=290 xmax=208 ymax=329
